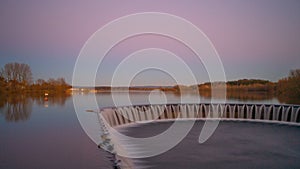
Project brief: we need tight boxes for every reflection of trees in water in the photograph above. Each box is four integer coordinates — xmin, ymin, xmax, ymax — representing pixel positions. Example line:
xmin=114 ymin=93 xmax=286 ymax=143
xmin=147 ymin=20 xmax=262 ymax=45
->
xmin=4 ymin=96 xmax=33 ymax=122
xmin=0 ymin=94 xmax=71 ymax=122
xmin=225 ymin=91 xmax=274 ymax=101
xmin=34 ymin=94 xmax=70 ymax=107
xmin=173 ymin=90 xmax=275 ymax=101
xmin=278 ymin=95 xmax=300 ymax=105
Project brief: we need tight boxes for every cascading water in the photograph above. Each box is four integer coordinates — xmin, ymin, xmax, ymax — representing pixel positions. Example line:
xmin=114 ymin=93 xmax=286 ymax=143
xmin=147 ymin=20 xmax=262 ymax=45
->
xmin=98 ymin=103 xmax=300 ymax=168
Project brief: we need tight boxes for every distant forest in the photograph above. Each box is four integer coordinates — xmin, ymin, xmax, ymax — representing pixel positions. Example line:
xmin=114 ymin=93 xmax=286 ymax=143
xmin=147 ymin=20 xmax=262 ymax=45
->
xmin=0 ymin=62 xmax=71 ymax=95
xmin=172 ymin=70 xmax=299 ymax=104
xmin=93 ymin=70 xmax=300 ymax=104
xmin=1 ymin=62 xmax=299 ymax=104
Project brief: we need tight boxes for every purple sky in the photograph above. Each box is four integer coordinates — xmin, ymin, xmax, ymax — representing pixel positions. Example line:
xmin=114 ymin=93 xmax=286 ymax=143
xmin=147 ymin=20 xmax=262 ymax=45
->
xmin=0 ymin=0 xmax=300 ymax=85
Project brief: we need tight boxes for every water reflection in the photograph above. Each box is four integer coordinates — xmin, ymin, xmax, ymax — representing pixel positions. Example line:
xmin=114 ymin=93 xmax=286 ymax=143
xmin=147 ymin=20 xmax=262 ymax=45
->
xmin=199 ymin=91 xmax=275 ymax=101
xmin=34 ymin=94 xmax=71 ymax=107
xmin=0 ymin=95 xmax=33 ymax=122
xmin=170 ymin=90 xmax=276 ymax=103
xmin=0 ymin=90 xmax=293 ymax=123
xmin=278 ymin=94 xmax=300 ymax=105
xmin=0 ymin=94 xmax=71 ymax=122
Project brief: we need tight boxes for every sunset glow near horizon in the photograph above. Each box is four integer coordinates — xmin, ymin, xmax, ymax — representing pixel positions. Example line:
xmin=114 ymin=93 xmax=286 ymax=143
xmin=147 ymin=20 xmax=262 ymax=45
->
xmin=1 ymin=0 xmax=300 ymax=86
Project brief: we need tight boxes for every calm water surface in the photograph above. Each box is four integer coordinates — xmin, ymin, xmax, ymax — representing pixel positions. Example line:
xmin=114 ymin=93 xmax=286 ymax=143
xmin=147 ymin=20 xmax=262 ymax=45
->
xmin=118 ymin=121 xmax=300 ymax=169
xmin=0 ymin=92 xmax=296 ymax=169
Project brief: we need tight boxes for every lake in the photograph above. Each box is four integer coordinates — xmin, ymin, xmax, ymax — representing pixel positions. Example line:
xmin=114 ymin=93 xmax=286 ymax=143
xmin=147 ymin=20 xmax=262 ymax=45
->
xmin=0 ymin=92 xmax=299 ymax=169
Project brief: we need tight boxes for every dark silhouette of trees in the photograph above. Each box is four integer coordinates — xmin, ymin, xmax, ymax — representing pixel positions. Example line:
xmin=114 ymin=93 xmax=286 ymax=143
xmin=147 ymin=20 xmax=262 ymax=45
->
xmin=30 ymin=77 xmax=71 ymax=94
xmin=227 ymin=79 xmax=270 ymax=86
xmin=277 ymin=69 xmax=300 ymax=104
xmin=0 ymin=62 xmax=32 ymax=84
xmin=0 ymin=62 xmax=72 ymax=122
xmin=0 ymin=76 xmax=6 ymax=94
xmin=0 ymin=62 xmax=33 ymax=92
xmin=0 ymin=62 xmax=71 ymax=95
xmin=196 ymin=79 xmax=275 ymax=93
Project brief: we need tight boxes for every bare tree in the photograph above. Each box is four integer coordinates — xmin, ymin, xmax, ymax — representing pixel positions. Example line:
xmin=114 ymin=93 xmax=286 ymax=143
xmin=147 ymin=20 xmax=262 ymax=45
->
xmin=56 ymin=77 xmax=67 ymax=86
xmin=36 ymin=79 xmax=45 ymax=85
xmin=0 ymin=67 xmax=4 ymax=79
xmin=290 ymin=69 xmax=300 ymax=78
xmin=1 ymin=62 xmax=33 ymax=84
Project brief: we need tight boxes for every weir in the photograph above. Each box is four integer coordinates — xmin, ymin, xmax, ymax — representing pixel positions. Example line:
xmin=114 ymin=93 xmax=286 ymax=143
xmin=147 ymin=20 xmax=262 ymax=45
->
xmin=97 ymin=103 xmax=300 ymax=168
xmin=100 ymin=104 xmax=300 ymax=127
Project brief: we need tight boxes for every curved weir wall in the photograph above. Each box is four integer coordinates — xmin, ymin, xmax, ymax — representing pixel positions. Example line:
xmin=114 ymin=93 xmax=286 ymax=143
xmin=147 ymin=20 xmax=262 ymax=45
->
xmin=100 ymin=104 xmax=300 ymax=127
xmin=98 ymin=103 xmax=300 ymax=168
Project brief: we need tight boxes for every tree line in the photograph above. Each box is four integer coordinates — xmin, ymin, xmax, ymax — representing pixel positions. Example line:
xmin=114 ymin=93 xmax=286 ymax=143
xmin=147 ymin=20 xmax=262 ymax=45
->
xmin=276 ymin=69 xmax=300 ymax=104
xmin=194 ymin=79 xmax=275 ymax=93
xmin=0 ymin=62 xmax=71 ymax=95
xmin=171 ymin=70 xmax=299 ymax=104
xmin=1 ymin=62 xmax=299 ymax=103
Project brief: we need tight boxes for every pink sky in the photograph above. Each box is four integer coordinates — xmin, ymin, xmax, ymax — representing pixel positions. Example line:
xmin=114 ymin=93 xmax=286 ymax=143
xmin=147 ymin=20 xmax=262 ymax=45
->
xmin=0 ymin=0 xmax=300 ymax=85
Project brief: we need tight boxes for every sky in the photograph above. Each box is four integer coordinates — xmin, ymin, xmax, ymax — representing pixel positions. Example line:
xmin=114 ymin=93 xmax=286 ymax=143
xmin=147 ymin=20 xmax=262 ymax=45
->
xmin=0 ymin=0 xmax=300 ymax=86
